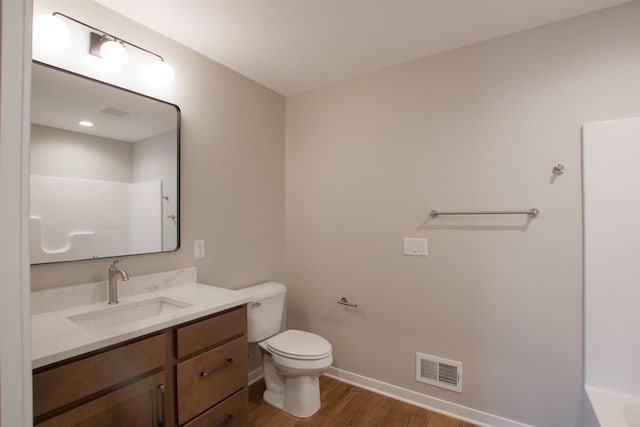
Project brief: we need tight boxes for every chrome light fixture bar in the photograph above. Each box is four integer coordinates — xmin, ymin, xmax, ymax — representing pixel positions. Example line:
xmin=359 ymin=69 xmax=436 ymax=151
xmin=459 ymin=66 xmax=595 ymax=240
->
xmin=44 ymin=12 xmax=174 ymax=84
xmin=53 ymin=12 xmax=166 ymax=63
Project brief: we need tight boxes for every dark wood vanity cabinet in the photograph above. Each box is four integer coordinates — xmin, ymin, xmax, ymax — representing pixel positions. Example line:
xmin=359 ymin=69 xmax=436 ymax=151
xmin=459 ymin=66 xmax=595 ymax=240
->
xmin=33 ymin=305 xmax=248 ymax=427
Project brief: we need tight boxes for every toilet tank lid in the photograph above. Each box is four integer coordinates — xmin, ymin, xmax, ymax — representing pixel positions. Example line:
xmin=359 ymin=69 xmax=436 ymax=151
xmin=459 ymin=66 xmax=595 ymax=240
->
xmin=236 ymin=281 xmax=286 ymax=300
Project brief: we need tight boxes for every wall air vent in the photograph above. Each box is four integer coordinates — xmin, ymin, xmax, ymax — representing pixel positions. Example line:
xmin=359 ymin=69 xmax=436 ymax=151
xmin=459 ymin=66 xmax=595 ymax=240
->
xmin=416 ymin=352 xmax=462 ymax=393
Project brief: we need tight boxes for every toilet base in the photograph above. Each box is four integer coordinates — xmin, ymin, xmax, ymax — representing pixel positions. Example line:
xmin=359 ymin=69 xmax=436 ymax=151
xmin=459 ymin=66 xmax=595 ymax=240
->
xmin=262 ymin=354 xmax=322 ymax=418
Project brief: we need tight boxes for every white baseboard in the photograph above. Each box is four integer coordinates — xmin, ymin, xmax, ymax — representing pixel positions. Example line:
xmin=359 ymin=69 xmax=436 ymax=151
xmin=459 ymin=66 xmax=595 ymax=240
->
xmin=248 ymin=367 xmax=264 ymax=386
xmin=325 ymin=367 xmax=530 ymax=427
xmin=247 ymin=365 xmax=529 ymax=427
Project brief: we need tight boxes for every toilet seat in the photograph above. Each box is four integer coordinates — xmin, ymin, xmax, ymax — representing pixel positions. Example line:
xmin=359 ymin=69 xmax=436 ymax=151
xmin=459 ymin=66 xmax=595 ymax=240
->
xmin=265 ymin=330 xmax=332 ymax=360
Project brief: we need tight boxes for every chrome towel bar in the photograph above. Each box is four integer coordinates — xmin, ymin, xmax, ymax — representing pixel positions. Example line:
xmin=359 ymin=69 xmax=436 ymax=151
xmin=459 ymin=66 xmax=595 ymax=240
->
xmin=430 ymin=208 xmax=539 ymax=218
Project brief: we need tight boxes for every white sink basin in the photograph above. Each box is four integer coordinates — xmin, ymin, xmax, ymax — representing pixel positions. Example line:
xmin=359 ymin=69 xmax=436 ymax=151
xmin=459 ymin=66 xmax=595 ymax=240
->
xmin=68 ymin=297 xmax=192 ymax=331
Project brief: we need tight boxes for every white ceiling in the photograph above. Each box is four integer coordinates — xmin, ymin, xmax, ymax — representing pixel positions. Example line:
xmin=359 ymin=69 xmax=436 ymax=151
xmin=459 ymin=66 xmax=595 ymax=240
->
xmin=95 ymin=0 xmax=630 ymax=95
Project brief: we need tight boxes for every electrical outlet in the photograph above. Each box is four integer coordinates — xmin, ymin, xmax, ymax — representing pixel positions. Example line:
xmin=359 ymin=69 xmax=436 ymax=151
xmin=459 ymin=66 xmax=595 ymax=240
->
xmin=403 ymin=238 xmax=428 ymax=256
xmin=194 ymin=240 xmax=205 ymax=259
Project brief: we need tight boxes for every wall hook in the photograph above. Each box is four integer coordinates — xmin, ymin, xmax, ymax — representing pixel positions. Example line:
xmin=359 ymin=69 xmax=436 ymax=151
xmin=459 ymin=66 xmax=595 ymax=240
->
xmin=552 ymin=163 xmax=565 ymax=175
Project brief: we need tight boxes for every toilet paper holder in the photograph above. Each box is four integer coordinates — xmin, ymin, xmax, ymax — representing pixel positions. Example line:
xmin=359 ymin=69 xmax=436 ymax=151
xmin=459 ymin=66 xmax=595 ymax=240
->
xmin=337 ymin=297 xmax=358 ymax=308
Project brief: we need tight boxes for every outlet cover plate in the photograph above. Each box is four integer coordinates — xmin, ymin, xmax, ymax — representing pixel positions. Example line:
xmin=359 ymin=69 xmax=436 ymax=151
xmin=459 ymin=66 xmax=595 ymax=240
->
xmin=194 ymin=240 xmax=205 ymax=259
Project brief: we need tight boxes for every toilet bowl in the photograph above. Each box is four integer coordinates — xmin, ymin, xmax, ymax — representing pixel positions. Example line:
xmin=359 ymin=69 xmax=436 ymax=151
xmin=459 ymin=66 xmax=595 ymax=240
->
xmin=237 ymin=282 xmax=333 ymax=418
xmin=260 ymin=329 xmax=333 ymax=417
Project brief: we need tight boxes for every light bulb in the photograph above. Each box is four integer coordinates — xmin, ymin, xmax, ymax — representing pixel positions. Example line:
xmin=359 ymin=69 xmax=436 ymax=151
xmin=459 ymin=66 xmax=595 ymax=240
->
xmin=147 ymin=60 xmax=175 ymax=85
xmin=34 ymin=14 xmax=70 ymax=50
xmin=99 ymin=39 xmax=128 ymax=69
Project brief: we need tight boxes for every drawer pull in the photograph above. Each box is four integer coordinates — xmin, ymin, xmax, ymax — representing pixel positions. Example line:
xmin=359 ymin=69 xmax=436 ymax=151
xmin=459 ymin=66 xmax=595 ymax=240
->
xmin=200 ymin=358 xmax=233 ymax=378
xmin=157 ymin=384 xmax=166 ymax=427
xmin=217 ymin=414 xmax=234 ymax=427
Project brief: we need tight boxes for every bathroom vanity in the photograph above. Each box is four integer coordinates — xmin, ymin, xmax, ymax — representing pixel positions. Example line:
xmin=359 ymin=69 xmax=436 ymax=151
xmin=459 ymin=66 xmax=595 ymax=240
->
xmin=31 ymin=269 xmax=252 ymax=427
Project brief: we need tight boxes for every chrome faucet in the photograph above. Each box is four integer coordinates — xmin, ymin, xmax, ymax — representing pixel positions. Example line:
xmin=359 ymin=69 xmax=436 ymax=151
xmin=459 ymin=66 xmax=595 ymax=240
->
xmin=108 ymin=260 xmax=129 ymax=304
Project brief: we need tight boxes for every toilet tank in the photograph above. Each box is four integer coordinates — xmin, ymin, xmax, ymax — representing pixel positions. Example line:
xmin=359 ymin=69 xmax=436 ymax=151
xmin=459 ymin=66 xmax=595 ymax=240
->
xmin=236 ymin=281 xmax=286 ymax=343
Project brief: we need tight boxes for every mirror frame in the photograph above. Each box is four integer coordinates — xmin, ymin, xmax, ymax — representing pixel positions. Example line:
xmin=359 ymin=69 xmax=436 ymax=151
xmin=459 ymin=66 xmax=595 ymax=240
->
xmin=30 ymin=60 xmax=181 ymax=264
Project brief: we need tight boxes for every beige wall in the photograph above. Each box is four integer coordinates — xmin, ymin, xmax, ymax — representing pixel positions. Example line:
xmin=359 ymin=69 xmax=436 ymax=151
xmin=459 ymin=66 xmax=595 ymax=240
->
xmin=285 ymin=3 xmax=640 ymax=426
xmin=31 ymin=0 xmax=285 ymax=294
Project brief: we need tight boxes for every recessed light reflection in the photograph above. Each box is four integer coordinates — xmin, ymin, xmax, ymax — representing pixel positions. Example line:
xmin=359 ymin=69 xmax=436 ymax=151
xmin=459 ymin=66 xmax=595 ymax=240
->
xmin=78 ymin=121 xmax=94 ymax=127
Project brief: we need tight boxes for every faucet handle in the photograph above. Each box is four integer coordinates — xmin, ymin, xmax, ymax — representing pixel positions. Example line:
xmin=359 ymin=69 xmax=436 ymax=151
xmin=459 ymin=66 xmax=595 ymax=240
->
xmin=109 ymin=259 xmax=121 ymax=268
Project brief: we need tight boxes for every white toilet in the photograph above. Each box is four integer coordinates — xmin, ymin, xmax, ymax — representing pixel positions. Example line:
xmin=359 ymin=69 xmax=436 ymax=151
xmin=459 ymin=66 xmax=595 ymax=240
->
xmin=238 ymin=282 xmax=333 ymax=418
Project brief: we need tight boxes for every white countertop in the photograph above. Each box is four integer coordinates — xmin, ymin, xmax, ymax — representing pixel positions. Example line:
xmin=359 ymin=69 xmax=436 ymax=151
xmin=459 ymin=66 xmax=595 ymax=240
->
xmin=32 ymin=283 xmax=252 ymax=369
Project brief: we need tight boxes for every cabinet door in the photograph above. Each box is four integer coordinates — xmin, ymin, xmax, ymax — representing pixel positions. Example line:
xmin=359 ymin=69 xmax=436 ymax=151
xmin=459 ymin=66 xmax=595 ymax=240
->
xmin=36 ymin=371 xmax=169 ymax=427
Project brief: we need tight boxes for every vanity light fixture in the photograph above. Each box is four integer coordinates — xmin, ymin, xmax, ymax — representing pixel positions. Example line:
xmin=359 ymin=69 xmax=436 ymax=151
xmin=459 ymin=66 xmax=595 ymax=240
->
xmin=91 ymin=34 xmax=129 ymax=70
xmin=39 ymin=12 xmax=175 ymax=85
xmin=33 ymin=14 xmax=70 ymax=50
xmin=146 ymin=60 xmax=175 ymax=86
xmin=78 ymin=121 xmax=94 ymax=127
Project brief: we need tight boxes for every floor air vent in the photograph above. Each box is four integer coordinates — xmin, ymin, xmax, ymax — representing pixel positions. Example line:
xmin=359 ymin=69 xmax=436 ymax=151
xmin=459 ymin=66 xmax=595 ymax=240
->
xmin=416 ymin=352 xmax=462 ymax=392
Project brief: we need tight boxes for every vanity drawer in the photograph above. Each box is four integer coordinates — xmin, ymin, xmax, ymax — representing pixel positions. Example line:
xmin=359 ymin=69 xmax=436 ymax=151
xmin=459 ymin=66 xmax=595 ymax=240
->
xmin=35 ymin=371 xmax=169 ymax=427
xmin=33 ymin=333 xmax=167 ymax=418
xmin=176 ymin=305 xmax=246 ymax=359
xmin=182 ymin=388 xmax=248 ymax=427
xmin=176 ymin=335 xmax=247 ymax=425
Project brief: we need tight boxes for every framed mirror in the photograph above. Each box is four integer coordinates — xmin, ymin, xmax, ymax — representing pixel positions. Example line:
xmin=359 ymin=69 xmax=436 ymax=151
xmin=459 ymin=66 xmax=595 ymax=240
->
xmin=30 ymin=61 xmax=180 ymax=264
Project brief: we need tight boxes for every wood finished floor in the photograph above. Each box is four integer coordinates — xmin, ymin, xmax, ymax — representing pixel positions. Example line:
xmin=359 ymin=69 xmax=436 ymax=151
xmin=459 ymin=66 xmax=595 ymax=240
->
xmin=248 ymin=376 xmax=478 ymax=427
